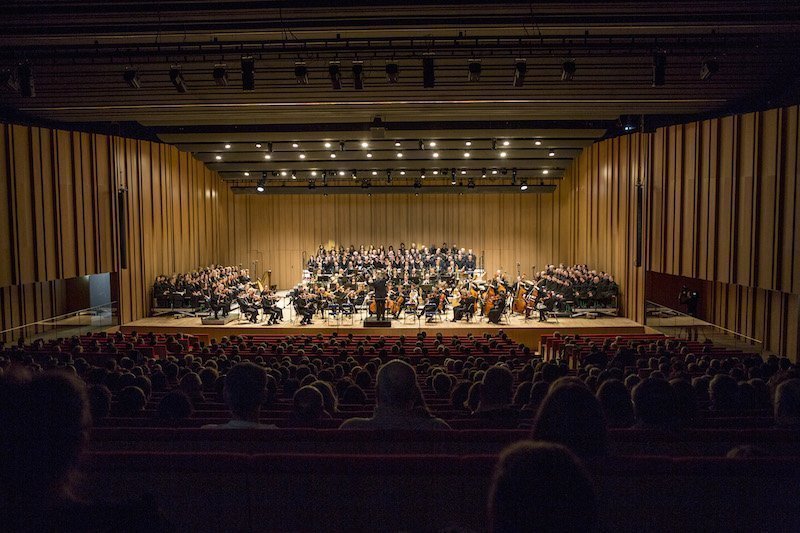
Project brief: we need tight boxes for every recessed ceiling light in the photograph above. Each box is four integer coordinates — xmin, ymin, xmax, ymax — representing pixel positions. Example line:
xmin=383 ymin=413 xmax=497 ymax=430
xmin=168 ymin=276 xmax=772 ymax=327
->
xmin=215 ymin=155 xmax=222 ymax=160
xmin=330 ymin=153 xmax=336 ymax=158
xmin=492 ymin=170 xmax=498 ymax=175
xmin=394 ymin=141 xmax=401 ymax=147
xmin=244 ymin=172 xmax=250 ymax=176
xmin=396 ymin=152 xmax=403 ymax=158
xmin=464 ymin=152 xmax=470 ymax=158
xmin=429 ymin=141 xmax=437 ymax=147
xmin=534 ymin=140 xmax=542 ymax=146
xmin=224 ymin=144 xmax=231 ymax=149
xmin=366 ymin=153 xmax=373 ymax=158
xmin=548 ymin=151 xmax=555 ymax=157
xmin=543 ymin=169 xmax=549 ymax=175
xmin=339 ymin=170 xmax=345 ymax=176
xmin=400 ymin=171 xmax=406 ymax=175
xmin=299 ymin=154 xmax=306 ymax=159
xmin=361 ymin=142 xmax=369 ymax=148
xmin=264 ymin=154 xmax=271 ymax=159
xmin=500 ymin=152 xmax=507 ymax=158
xmin=503 ymin=140 xmax=510 ymax=146
xmin=255 ymin=143 xmax=262 ymax=148
xmin=465 ymin=141 xmax=472 ymax=146
xmin=280 ymin=171 xmax=287 ymax=176
xmin=461 ymin=170 xmax=467 ymax=175
xmin=432 ymin=170 xmax=439 ymax=175
xmin=292 ymin=143 xmax=299 ymax=148
xmin=311 ymin=171 xmax=317 ymax=176
xmin=372 ymin=171 xmax=378 ymax=176
xmin=324 ymin=142 xmax=332 ymax=148
xmin=432 ymin=152 xmax=439 ymax=158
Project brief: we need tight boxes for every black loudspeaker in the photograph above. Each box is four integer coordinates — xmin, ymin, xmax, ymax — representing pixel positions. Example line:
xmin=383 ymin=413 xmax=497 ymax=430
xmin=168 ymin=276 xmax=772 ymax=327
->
xmin=635 ymin=183 xmax=643 ymax=267
xmin=363 ymin=319 xmax=392 ymax=328
xmin=117 ymin=188 xmax=128 ymax=269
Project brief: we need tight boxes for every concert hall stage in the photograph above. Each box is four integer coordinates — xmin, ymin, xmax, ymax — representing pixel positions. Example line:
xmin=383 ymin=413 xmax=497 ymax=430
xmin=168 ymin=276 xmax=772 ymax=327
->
xmin=120 ymin=313 xmax=644 ymax=351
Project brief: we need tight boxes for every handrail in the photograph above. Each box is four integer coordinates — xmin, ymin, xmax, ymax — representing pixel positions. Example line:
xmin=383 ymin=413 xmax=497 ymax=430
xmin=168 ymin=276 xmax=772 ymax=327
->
xmin=0 ymin=301 xmax=118 ymax=336
xmin=645 ymin=300 xmax=762 ymax=345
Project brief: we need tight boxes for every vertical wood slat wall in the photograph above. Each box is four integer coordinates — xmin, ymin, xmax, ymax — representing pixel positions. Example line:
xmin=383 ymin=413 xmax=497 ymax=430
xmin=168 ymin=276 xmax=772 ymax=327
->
xmin=648 ymin=105 xmax=800 ymax=359
xmin=0 ymin=123 xmax=229 ymax=335
xmin=562 ymin=133 xmax=650 ymax=322
xmin=222 ymin=187 xmax=574 ymax=291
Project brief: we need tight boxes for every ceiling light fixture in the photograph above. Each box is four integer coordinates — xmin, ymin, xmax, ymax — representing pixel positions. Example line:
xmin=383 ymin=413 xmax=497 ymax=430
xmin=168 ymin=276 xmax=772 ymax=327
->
xmin=295 ymin=62 xmax=309 ymax=84
xmin=169 ymin=65 xmax=187 ymax=93
xmin=352 ymin=61 xmax=364 ymax=90
xmin=212 ymin=64 xmax=228 ymax=87
xmin=123 ymin=68 xmax=141 ymax=89
xmin=561 ymin=59 xmax=576 ymax=81
xmin=386 ymin=61 xmax=399 ymax=83
xmin=513 ymin=59 xmax=527 ymax=87
xmin=241 ymin=56 xmax=255 ymax=91
xmin=468 ymin=59 xmax=482 ymax=82
xmin=328 ymin=61 xmax=342 ymax=90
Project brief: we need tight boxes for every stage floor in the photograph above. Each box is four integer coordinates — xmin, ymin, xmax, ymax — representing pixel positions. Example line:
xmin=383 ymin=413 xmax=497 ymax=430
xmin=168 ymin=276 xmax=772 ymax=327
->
xmin=122 ymin=306 xmax=644 ymax=351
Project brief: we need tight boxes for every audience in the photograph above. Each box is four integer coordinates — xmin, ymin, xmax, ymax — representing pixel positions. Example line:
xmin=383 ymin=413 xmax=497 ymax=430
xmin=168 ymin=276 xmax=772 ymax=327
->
xmin=290 ymin=385 xmax=331 ymax=426
xmin=340 ymin=360 xmax=450 ymax=430
xmin=202 ymin=362 xmax=276 ymax=429
xmin=632 ymin=378 xmax=676 ymax=430
xmin=531 ymin=380 xmax=608 ymax=460
xmin=488 ymin=441 xmax=598 ymax=533
xmin=156 ymin=389 xmax=194 ymax=421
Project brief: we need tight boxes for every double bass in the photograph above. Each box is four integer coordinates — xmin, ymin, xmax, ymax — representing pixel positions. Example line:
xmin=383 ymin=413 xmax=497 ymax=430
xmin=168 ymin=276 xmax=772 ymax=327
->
xmin=482 ymin=271 xmax=508 ymax=315
xmin=512 ymin=264 xmax=529 ymax=315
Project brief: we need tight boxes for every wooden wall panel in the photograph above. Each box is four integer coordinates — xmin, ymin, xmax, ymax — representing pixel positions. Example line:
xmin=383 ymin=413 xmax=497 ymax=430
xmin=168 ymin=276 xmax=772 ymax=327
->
xmin=561 ymin=133 xmax=649 ymax=322
xmin=649 ymin=105 xmax=800 ymax=360
xmin=0 ymin=121 xmax=228 ymax=336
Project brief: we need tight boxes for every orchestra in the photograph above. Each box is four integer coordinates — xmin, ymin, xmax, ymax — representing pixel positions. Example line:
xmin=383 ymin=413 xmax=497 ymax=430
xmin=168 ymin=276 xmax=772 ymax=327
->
xmin=150 ymin=255 xmax=619 ymax=326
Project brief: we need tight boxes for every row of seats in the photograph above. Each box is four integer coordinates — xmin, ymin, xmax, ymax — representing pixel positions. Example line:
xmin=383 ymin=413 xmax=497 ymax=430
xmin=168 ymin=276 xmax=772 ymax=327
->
xmin=86 ymin=427 xmax=800 ymax=457
xmin=79 ymin=451 xmax=800 ymax=532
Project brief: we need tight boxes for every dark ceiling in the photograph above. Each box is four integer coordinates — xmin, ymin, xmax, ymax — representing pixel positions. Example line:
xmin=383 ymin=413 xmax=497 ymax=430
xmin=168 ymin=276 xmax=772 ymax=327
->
xmin=1 ymin=1 xmax=799 ymax=192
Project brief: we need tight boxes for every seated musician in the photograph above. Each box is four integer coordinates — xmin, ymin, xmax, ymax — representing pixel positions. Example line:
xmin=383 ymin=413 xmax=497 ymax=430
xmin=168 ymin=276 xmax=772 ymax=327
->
xmin=418 ymin=291 xmax=440 ymax=322
xmin=452 ymin=289 xmax=477 ymax=322
xmin=487 ymin=293 xmax=506 ymax=324
xmin=237 ymin=292 xmax=260 ymax=324
xmin=260 ymin=289 xmax=282 ymax=325
xmin=295 ymin=289 xmax=315 ymax=325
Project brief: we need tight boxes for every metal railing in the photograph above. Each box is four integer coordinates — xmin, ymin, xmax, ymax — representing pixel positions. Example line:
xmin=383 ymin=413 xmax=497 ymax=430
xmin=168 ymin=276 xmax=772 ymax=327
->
xmin=644 ymin=300 xmax=764 ymax=354
xmin=0 ymin=302 xmax=118 ymax=345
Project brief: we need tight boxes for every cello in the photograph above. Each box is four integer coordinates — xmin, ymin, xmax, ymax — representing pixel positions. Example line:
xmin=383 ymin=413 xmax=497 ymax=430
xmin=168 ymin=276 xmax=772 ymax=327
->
xmin=512 ymin=263 xmax=529 ymax=315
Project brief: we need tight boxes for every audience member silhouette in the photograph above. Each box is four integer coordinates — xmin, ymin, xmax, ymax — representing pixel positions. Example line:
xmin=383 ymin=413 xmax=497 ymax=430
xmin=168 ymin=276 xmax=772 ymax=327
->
xmin=488 ymin=441 xmax=598 ymax=533
xmin=632 ymin=378 xmax=677 ymax=430
xmin=156 ymin=389 xmax=194 ymax=421
xmin=774 ymin=378 xmax=800 ymax=428
xmin=531 ymin=380 xmax=608 ymax=460
xmin=340 ymin=360 xmax=450 ymax=430
xmin=596 ymin=379 xmax=634 ymax=428
xmin=202 ymin=362 xmax=276 ymax=429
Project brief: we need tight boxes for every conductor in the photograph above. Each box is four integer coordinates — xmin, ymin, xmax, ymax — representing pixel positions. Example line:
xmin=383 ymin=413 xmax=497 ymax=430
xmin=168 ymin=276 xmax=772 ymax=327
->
xmin=369 ymin=271 xmax=389 ymax=321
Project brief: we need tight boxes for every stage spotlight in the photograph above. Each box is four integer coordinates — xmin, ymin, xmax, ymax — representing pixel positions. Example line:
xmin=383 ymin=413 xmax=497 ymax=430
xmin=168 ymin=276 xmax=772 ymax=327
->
xmin=652 ymin=51 xmax=667 ymax=87
xmin=420 ymin=169 xmax=426 ymax=179
xmin=212 ymin=64 xmax=228 ymax=87
xmin=169 ymin=65 xmax=187 ymax=93
xmin=467 ymin=178 xmax=476 ymax=189
xmin=123 ymin=68 xmax=141 ymax=89
xmin=700 ymin=59 xmax=719 ymax=81
xmin=291 ymin=171 xmax=297 ymax=180
xmin=352 ymin=61 xmax=364 ymax=90
xmin=295 ymin=62 xmax=309 ymax=84
xmin=481 ymin=168 xmax=487 ymax=178
xmin=241 ymin=57 xmax=255 ymax=90
xmin=620 ymin=115 xmax=638 ymax=132
xmin=339 ymin=170 xmax=346 ymax=176
xmin=386 ymin=61 xmax=399 ymax=83
xmin=352 ymin=170 xmax=358 ymax=180
xmin=18 ymin=64 xmax=34 ymax=97
xmin=257 ymin=173 xmax=267 ymax=193
xmin=468 ymin=59 xmax=482 ymax=82
xmin=520 ymin=180 xmax=528 ymax=191
xmin=513 ymin=59 xmax=527 ymax=87
xmin=328 ymin=61 xmax=342 ymax=90
xmin=423 ymin=56 xmax=435 ymax=88
xmin=561 ymin=59 xmax=576 ymax=81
